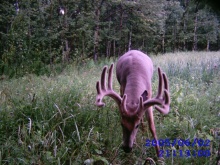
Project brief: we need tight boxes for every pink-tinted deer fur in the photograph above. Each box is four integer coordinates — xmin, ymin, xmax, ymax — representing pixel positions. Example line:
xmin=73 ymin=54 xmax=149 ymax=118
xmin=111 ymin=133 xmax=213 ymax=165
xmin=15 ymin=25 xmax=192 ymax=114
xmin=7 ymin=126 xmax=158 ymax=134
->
xmin=95 ymin=50 xmax=170 ymax=156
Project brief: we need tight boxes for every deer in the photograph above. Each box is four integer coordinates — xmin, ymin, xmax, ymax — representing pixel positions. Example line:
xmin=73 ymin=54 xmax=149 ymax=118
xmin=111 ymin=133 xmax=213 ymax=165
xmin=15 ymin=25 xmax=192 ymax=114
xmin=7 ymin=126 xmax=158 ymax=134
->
xmin=95 ymin=50 xmax=170 ymax=156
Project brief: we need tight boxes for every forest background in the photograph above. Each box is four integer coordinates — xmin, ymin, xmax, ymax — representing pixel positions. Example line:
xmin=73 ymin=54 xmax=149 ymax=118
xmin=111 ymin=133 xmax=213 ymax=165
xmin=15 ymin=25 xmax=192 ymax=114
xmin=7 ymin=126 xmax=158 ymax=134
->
xmin=0 ymin=0 xmax=220 ymax=77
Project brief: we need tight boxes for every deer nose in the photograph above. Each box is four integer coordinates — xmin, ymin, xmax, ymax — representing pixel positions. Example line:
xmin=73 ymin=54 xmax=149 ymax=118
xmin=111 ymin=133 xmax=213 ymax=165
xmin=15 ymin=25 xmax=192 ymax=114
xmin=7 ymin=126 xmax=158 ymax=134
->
xmin=122 ymin=146 xmax=132 ymax=153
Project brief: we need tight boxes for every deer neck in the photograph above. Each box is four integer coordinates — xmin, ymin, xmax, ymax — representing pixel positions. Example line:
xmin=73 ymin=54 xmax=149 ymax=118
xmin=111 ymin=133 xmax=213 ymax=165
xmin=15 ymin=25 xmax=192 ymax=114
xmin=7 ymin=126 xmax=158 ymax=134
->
xmin=123 ymin=76 xmax=147 ymax=111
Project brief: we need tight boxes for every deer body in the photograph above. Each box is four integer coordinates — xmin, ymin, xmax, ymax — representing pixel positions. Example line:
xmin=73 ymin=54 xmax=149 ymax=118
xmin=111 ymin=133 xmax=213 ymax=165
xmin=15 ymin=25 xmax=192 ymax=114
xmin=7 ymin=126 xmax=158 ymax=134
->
xmin=116 ymin=50 xmax=154 ymax=152
xmin=95 ymin=50 xmax=170 ymax=156
xmin=116 ymin=50 xmax=153 ymax=106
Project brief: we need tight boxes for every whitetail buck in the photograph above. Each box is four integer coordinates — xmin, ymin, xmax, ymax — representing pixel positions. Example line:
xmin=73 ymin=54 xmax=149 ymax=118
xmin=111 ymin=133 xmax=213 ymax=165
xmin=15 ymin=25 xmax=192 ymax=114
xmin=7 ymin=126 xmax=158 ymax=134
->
xmin=95 ymin=50 xmax=170 ymax=156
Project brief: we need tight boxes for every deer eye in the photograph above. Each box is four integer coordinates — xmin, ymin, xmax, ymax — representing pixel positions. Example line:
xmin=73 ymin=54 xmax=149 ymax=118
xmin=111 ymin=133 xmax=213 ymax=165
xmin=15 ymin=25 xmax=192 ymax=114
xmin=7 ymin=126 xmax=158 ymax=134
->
xmin=135 ymin=124 xmax=139 ymax=129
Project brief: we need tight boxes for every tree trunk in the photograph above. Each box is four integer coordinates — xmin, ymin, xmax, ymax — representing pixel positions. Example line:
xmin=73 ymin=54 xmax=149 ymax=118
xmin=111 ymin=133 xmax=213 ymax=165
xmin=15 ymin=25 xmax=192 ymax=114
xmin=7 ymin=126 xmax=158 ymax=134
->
xmin=118 ymin=9 xmax=124 ymax=57
xmin=93 ymin=0 xmax=105 ymax=61
xmin=192 ymin=12 xmax=198 ymax=51
xmin=162 ymin=31 xmax=165 ymax=54
xmin=106 ymin=17 xmax=111 ymax=57
xmin=62 ymin=40 xmax=70 ymax=63
xmin=173 ymin=23 xmax=177 ymax=52
xmin=182 ymin=0 xmax=189 ymax=51
xmin=106 ymin=41 xmax=111 ymax=57
xmin=62 ymin=7 xmax=70 ymax=63
xmin=206 ymin=40 xmax=210 ymax=51
xmin=193 ymin=2 xmax=199 ymax=51
xmin=128 ymin=28 xmax=132 ymax=51
xmin=183 ymin=17 xmax=186 ymax=51
xmin=93 ymin=8 xmax=100 ymax=62
xmin=113 ymin=38 xmax=116 ymax=57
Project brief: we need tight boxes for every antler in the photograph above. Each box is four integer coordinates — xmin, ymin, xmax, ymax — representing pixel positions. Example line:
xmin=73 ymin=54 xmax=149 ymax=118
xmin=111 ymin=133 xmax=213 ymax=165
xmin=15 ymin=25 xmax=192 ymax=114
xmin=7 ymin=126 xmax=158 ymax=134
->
xmin=96 ymin=64 xmax=122 ymax=107
xmin=143 ymin=67 xmax=170 ymax=114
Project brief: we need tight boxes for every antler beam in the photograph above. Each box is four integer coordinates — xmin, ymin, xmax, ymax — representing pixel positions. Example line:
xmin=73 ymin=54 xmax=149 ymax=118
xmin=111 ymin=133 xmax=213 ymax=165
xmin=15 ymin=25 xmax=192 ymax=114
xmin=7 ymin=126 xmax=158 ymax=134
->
xmin=143 ymin=67 xmax=170 ymax=114
xmin=96 ymin=64 xmax=122 ymax=107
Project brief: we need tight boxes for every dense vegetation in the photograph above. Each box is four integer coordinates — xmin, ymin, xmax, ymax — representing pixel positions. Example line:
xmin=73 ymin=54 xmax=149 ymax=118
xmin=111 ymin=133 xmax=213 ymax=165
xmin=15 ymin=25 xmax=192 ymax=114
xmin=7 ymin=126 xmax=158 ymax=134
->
xmin=1 ymin=0 xmax=220 ymax=77
xmin=0 ymin=51 xmax=219 ymax=164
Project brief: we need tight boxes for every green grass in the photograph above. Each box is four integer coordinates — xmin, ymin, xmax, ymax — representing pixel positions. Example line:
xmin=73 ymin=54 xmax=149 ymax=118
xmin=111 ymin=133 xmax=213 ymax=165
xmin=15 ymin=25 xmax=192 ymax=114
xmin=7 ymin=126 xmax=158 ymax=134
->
xmin=0 ymin=51 xmax=220 ymax=165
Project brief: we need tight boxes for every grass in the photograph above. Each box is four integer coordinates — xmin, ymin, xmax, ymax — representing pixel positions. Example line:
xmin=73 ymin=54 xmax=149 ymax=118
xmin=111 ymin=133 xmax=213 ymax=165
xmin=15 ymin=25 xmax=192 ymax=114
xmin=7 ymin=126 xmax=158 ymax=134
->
xmin=0 ymin=51 xmax=220 ymax=165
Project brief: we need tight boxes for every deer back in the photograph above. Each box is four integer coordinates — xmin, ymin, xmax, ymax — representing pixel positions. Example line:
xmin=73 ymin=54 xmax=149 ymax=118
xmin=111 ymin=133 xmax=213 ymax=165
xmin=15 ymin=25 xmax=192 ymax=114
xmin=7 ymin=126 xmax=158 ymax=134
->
xmin=116 ymin=50 xmax=153 ymax=108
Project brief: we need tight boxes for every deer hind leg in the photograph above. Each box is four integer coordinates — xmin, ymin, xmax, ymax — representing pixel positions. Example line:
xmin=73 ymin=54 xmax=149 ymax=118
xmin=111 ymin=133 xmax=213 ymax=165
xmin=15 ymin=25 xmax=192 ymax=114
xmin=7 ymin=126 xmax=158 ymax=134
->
xmin=146 ymin=106 xmax=160 ymax=157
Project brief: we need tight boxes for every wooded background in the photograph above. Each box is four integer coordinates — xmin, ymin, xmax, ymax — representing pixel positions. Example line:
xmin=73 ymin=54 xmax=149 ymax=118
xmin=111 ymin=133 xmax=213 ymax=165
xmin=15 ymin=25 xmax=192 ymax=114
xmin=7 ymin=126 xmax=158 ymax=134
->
xmin=0 ymin=0 xmax=220 ymax=76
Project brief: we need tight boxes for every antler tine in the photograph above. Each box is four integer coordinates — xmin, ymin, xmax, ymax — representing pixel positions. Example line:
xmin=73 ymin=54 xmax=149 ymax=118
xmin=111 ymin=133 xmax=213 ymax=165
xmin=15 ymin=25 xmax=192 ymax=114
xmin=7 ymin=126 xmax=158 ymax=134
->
xmin=155 ymin=72 xmax=170 ymax=114
xmin=136 ymin=96 xmax=144 ymax=117
xmin=156 ymin=67 xmax=163 ymax=98
xmin=95 ymin=64 xmax=122 ymax=107
xmin=96 ymin=82 xmax=105 ymax=107
xmin=155 ymin=89 xmax=170 ymax=114
xmin=108 ymin=64 xmax=114 ymax=90
xmin=163 ymin=72 xmax=169 ymax=92
xmin=121 ymin=94 xmax=128 ymax=116
xmin=143 ymin=67 xmax=170 ymax=114
xmin=101 ymin=66 xmax=108 ymax=91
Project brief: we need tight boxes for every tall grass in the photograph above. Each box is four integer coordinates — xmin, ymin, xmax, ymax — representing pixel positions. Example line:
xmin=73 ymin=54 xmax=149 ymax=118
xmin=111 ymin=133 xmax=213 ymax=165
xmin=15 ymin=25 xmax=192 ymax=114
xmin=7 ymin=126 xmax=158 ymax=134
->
xmin=0 ymin=51 xmax=219 ymax=165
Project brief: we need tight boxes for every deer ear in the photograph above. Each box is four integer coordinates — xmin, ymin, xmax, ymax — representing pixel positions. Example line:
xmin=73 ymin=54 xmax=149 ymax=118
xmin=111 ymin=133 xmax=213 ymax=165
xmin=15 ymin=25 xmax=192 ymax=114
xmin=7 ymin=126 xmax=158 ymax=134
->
xmin=141 ymin=90 xmax=148 ymax=101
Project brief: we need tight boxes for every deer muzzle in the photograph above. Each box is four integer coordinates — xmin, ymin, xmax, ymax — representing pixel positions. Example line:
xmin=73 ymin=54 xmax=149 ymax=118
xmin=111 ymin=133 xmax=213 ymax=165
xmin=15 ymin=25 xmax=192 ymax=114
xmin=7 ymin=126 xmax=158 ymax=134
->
xmin=122 ymin=146 xmax=132 ymax=153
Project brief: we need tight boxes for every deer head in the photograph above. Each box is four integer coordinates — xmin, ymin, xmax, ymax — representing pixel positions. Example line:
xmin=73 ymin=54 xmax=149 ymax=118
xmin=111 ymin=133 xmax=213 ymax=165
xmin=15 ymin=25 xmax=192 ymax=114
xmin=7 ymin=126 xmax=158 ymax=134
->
xmin=95 ymin=50 xmax=170 ymax=155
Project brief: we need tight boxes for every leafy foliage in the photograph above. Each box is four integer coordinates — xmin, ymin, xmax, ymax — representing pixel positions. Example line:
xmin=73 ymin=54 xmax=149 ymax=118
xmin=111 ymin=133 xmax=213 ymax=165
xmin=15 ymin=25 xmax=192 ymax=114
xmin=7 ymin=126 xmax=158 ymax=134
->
xmin=0 ymin=0 xmax=220 ymax=77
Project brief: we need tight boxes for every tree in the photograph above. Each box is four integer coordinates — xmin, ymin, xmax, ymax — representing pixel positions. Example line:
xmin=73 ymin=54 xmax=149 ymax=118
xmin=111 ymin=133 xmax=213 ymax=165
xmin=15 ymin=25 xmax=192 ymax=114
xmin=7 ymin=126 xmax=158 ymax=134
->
xmin=0 ymin=0 xmax=220 ymax=76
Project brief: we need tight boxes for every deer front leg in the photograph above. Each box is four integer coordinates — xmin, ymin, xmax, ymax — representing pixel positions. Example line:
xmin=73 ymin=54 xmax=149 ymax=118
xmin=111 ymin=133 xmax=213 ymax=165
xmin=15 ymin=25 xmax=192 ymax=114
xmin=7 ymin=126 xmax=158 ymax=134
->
xmin=119 ymin=84 xmax=125 ymax=97
xmin=146 ymin=107 xmax=160 ymax=157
